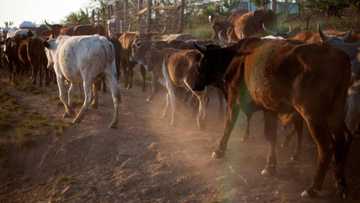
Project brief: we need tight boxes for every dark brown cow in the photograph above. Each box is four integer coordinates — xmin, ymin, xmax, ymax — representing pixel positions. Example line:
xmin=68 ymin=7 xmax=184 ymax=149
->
xmin=211 ymin=9 xmax=276 ymax=43
xmin=4 ymin=30 xmax=33 ymax=84
xmin=191 ymin=38 xmax=352 ymax=198
xmin=26 ymin=37 xmax=51 ymax=86
xmin=4 ymin=29 xmax=50 ymax=86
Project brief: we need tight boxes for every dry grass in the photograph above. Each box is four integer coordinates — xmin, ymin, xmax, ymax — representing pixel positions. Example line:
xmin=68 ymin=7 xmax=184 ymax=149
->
xmin=0 ymin=81 xmax=70 ymax=159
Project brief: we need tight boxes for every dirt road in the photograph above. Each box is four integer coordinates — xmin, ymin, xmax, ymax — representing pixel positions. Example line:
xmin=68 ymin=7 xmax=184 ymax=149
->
xmin=0 ymin=83 xmax=360 ymax=203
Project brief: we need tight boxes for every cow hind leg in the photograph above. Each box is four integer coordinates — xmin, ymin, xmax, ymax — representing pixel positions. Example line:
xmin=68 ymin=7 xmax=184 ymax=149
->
xmin=212 ymin=103 xmax=240 ymax=159
xmin=240 ymin=112 xmax=251 ymax=142
xmin=147 ymin=71 xmax=158 ymax=102
xmin=300 ymin=118 xmax=332 ymax=198
xmin=161 ymin=93 xmax=169 ymax=119
xmin=167 ymin=83 xmax=176 ymax=126
xmin=261 ymin=111 xmax=278 ymax=176
xmin=72 ymin=81 xmax=93 ymax=124
xmin=39 ymin=65 xmax=43 ymax=87
xmin=31 ymin=65 xmax=37 ymax=85
xmin=56 ymin=76 xmax=74 ymax=118
xmin=196 ymin=91 xmax=207 ymax=130
xmin=67 ymin=83 xmax=74 ymax=108
xmin=290 ymin=118 xmax=303 ymax=161
xmin=91 ymin=81 xmax=99 ymax=109
xmin=332 ymin=123 xmax=352 ymax=199
xmin=140 ymin=65 xmax=147 ymax=92
xmin=105 ymin=70 xmax=120 ymax=129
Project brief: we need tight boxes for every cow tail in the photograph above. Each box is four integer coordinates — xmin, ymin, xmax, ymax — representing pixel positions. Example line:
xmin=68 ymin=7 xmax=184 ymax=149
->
xmin=161 ymin=53 xmax=171 ymax=87
xmin=107 ymin=41 xmax=118 ymax=81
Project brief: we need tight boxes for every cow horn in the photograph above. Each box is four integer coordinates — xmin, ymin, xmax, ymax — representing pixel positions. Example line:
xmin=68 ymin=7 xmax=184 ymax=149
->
xmin=208 ymin=15 xmax=213 ymax=23
xmin=262 ymin=23 xmax=276 ymax=35
xmin=287 ymin=25 xmax=292 ymax=34
xmin=318 ymin=24 xmax=328 ymax=42
xmin=127 ymin=24 xmax=131 ymax=32
xmin=193 ymin=42 xmax=207 ymax=53
xmin=134 ymin=39 xmax=141 ymax=48
xmin=44 ymin=20 xmax=53 ymax=29
xmin=161 ymin=26 xmax=167 ymax=34
xmin=342 ymin=30 xmax=353 ymax=41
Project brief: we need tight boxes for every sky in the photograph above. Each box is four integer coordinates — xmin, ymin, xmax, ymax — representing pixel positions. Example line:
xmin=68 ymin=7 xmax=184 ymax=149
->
xmin=0 ymin=0 xmax=91 ymax=27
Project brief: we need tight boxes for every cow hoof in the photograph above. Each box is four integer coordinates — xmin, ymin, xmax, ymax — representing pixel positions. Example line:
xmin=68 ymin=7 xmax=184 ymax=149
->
xmin=108 ymin=123 xmax=117 ymax=129
xmin=240 ymin=136 xmax=249 ymax=143
xmin=301 ymin=188 xmax=319 ymax=198
xmin=146 ymin=98 xmax=152 ymax=103
xmin=197 ymin=122 xmax=206 ymax=130
xmin=63 ymin=112 xmax=72 ymax=119
xmin=290 ymin=155 xmax=299 ymax=162
xmin=337 ymin=185 xmax=348 ymax=199
xmin=338 ymin=191 xmax=347 ymax=200
xmin=91 ymin=103 xmax=98 ymax=109
xmin=261 ymin=166 xmax=276 ymax=176
xmin=212 ymin=150 xmax=225 ymax=159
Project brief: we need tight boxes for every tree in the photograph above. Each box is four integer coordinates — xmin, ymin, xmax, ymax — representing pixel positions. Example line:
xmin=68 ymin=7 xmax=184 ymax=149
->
xmin=63 ymin=9 xmax=91 ymax=25
xmin=304 ymin=0 xmax=351 ymax=17
xmin=252 ymin=0 xmax=271 ymax=9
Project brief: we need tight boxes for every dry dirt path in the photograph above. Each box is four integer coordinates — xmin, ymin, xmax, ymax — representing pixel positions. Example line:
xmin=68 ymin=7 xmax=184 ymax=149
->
xmin=0 ymin=84 xmax=360 ymax=203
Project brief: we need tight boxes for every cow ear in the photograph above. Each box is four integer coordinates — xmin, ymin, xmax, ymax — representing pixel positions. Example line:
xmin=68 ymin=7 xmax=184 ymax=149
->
xmin=318 ymin=24 xmax=328 ymax=42
xmin=193 ymin=42 xmax=207 ymax=54
xmin=342 ymin=30 xmax=353 ymax=42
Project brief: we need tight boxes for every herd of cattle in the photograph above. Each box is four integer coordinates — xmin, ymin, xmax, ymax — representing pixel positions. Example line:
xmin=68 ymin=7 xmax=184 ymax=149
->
xmin=1 ymin=8 xmax=360 ymax=199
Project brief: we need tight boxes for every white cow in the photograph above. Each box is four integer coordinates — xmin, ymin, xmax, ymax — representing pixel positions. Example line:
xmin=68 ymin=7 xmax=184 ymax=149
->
xmin=45 ymin=35 xmax=120 ymax=128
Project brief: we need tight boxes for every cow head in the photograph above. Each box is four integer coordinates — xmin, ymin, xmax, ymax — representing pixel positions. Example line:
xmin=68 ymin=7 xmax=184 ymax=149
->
xmin=44 ymin=21 xmax=63 ymax=38
xmin=130 ymin=39 xmax=152 ymax=67
xmin=43 ymin=36 xmax=68 ymax=70
xmin=190 ymin=43 xmax=235 ymax=91
xmin=191 ymin=39 xmax=255 ymax=91
xmin=262 ymin=24 xmax=296 ymax=38
xmin=318 ymin=25 xmax=353 ymax=45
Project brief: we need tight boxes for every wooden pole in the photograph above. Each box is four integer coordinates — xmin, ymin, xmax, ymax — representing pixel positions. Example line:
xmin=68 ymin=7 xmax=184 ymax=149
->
xmin=124 ymin=0 xmax=129 ymax=31
xmin=147 ymin=0 xmax=152 ymax=35
xmin=178 ymin=0 xmax=185 ymax=33
xmin=138 ymin=0 xmax=144 ymax=34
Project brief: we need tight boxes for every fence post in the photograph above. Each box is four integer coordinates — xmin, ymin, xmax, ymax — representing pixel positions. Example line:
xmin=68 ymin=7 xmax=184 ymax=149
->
xmin=147 ymin=0 xmax=152 ymax=35
xmin=178 ymin=0 xmax=185 ymax=33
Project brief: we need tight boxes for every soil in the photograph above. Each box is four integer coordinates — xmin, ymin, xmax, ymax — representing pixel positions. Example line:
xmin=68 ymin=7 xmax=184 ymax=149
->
xmin=0 ymin=82 xmax=360 ymax=203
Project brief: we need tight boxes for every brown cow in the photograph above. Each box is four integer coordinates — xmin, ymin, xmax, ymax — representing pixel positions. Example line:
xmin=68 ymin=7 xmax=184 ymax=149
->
xmin=162 ymin=49 xmax=206 ymax=128
xmin=210 ymin=9 xmax=276 ymax=43
xmin=191 ymin=38 xmax=352 ymax=198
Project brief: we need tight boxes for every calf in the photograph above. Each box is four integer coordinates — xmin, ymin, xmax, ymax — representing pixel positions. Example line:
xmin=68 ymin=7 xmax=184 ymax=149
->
xmin=44 ymin=35 xmax=121 ymax=128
